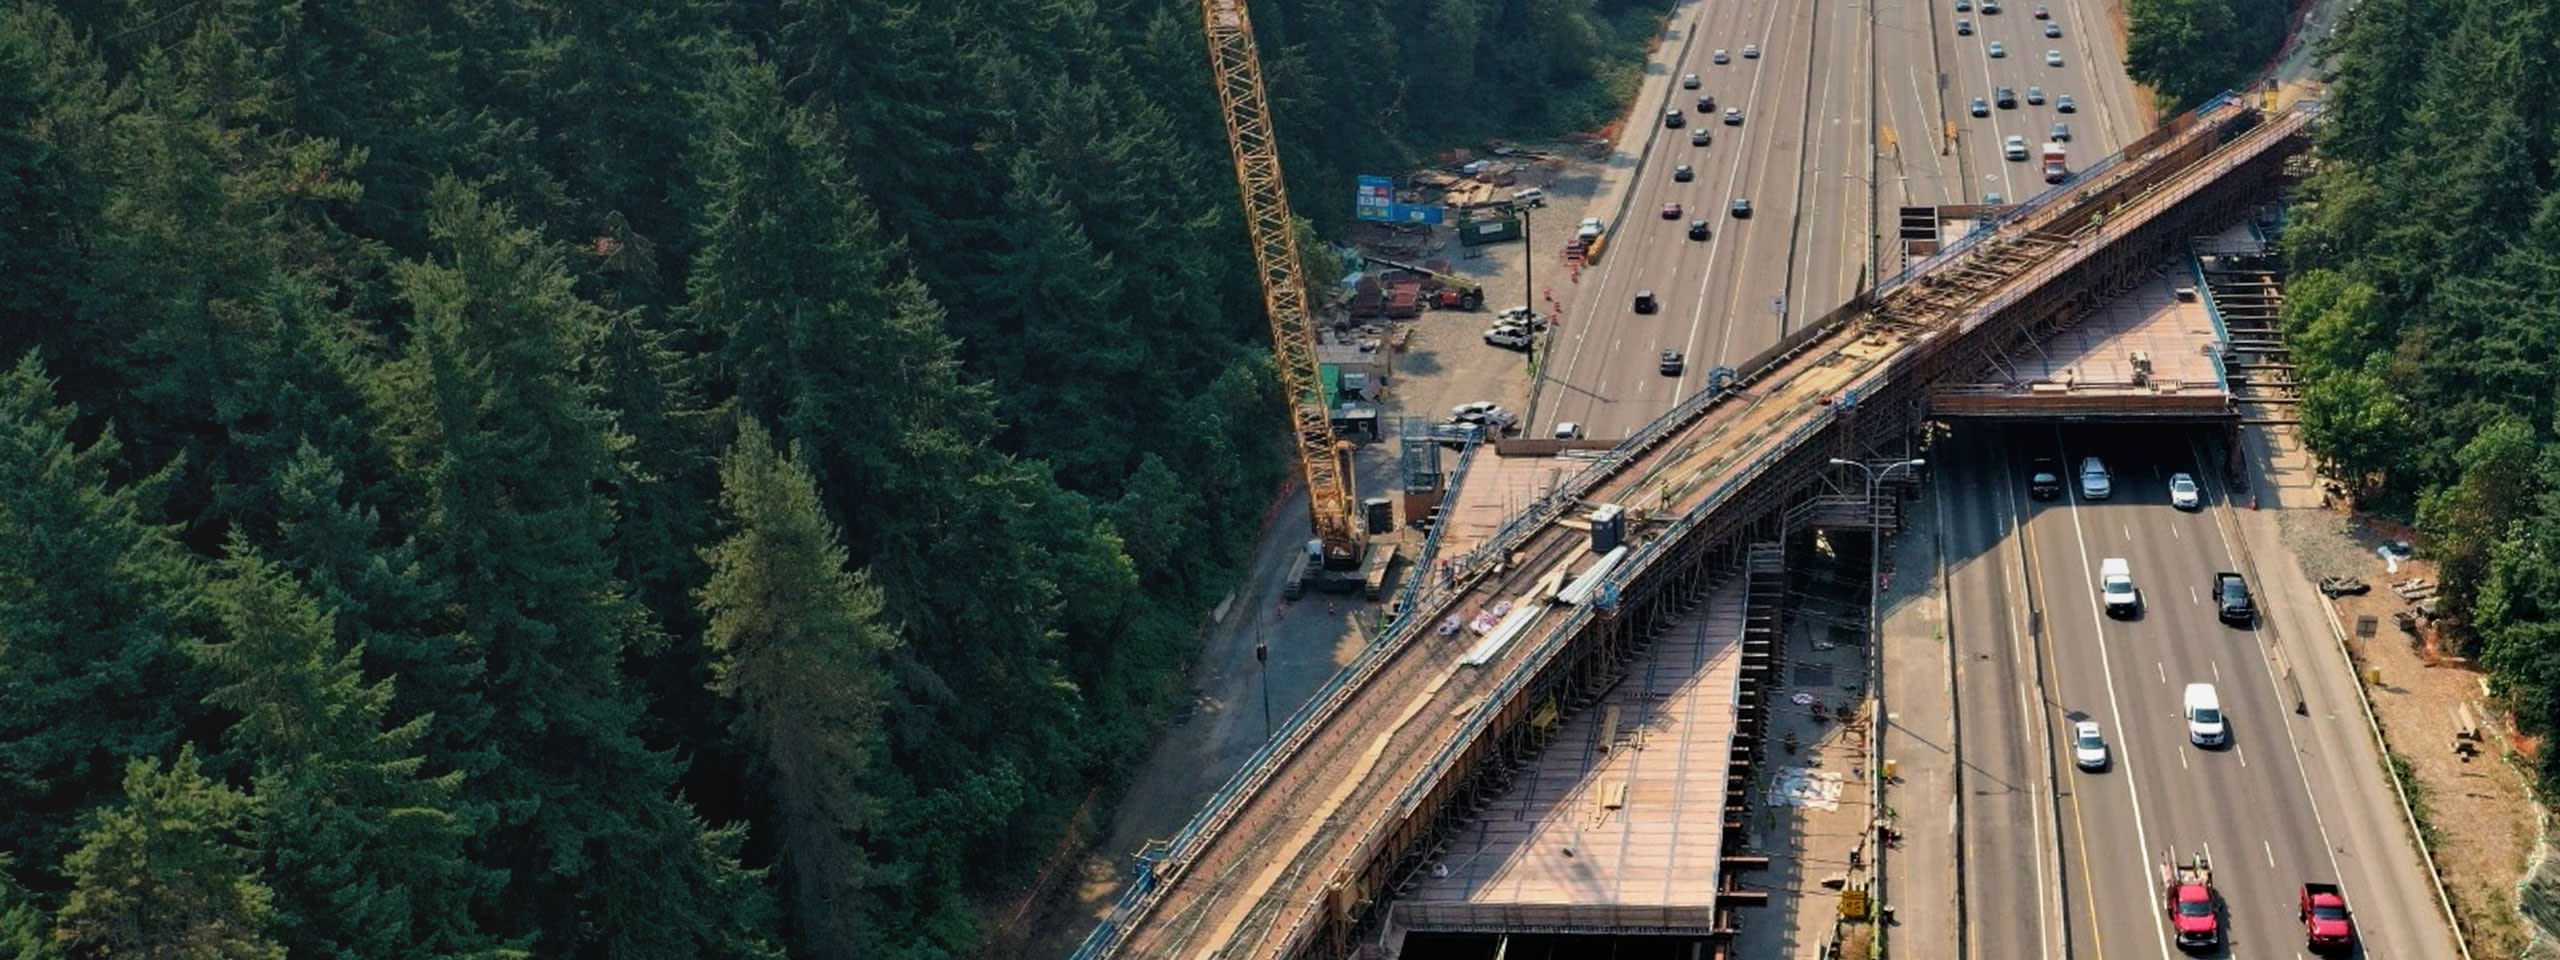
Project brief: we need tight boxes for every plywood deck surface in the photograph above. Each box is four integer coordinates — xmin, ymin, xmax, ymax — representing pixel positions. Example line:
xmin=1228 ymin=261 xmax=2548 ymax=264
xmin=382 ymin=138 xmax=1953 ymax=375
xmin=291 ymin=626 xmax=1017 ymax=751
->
xmin=1395 ymin=583 xmax=1747 ymax=931
xmin=1998 ymin=272 xmax=2230 ymax=393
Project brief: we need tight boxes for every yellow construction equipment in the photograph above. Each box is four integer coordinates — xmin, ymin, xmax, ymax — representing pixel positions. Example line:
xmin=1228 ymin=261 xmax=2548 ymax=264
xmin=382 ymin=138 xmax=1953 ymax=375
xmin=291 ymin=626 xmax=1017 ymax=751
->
xmin=1200 ymin=0 xmax=1377 ymax=593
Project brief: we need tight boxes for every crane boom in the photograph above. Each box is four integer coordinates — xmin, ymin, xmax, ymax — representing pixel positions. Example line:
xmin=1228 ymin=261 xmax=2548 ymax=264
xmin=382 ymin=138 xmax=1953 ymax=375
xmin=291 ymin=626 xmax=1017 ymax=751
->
xmin=1202 ymin=0 xmax=1361 ymax=568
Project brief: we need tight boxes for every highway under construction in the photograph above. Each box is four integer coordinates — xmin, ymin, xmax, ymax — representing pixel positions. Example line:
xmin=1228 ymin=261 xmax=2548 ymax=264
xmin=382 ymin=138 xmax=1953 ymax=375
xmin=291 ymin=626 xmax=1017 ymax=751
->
xmin=1076 ymin=93 xmax=2319 ymax=959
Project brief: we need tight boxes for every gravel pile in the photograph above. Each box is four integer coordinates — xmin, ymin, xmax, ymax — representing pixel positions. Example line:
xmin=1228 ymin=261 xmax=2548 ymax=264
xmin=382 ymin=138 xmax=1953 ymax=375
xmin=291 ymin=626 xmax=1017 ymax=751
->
xmin=2274 ymin=507 xmax=2397 ymax=581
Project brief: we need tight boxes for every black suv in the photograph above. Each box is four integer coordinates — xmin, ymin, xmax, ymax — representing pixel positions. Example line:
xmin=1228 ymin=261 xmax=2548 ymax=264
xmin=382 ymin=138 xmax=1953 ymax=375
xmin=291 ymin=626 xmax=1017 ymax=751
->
xmin=2214 ymin=572 xmax=2256 ymax=626
xmin=2028 ymin=457 xmax=2062 ymax=500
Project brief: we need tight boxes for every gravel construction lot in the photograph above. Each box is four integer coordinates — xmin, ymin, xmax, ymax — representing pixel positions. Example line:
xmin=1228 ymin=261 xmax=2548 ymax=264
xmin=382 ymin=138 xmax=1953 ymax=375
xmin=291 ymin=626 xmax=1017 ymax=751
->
xmin=2276 ymin=505 xmax=2547 ymax=957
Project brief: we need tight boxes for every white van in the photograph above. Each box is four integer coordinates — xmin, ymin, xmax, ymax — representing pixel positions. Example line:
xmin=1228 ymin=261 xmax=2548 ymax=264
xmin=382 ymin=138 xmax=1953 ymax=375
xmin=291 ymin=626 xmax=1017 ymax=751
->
xmin=1510 ymin=187 xmax=1546 ymax=207
xmin=2184 ymin=683 xmax=2226 ymax=747
xmin=2079 ymin=457 xmax=2113 ymax=500
xmin=2100 ymin=558 xmax=2139 ymax=618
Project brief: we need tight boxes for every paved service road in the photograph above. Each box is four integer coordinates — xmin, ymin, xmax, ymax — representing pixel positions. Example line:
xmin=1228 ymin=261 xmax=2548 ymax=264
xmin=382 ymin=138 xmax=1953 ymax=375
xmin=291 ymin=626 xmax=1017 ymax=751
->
xmin=1538 ymin=0 xmax=1867 ymax=441
xmin=1940 ymin=426 xmax=2068 ymax=960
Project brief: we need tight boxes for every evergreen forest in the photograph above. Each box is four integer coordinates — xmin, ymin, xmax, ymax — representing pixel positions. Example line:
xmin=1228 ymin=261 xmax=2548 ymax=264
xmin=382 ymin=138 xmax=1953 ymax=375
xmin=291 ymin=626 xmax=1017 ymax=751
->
xmin=2283 ymin=0 xmax=2560 ymax=785
xmin=0 ymin=0 xmax=1664 ymax=958
xmin=2124 ymin=0 xmax=2297 ymax=105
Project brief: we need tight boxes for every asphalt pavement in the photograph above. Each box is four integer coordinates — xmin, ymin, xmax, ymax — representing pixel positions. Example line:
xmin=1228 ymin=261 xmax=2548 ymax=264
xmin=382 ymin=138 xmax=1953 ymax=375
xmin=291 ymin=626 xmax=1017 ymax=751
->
xmin=1941 ymin=426 xmax=2071 ymax=960
xmin=1536 ymin=0 xmax=2158 ymax=445
xmin=1930 ymin=421 xmax=2456 ymax=960
xmin=1537 ymin=0 xmax=1855 ymax=441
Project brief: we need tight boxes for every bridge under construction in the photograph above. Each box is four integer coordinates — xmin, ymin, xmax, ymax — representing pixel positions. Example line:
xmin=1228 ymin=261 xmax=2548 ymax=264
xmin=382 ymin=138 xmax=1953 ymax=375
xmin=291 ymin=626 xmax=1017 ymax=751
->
xmin=1077 ymin=93 xmax=2319 ymax=960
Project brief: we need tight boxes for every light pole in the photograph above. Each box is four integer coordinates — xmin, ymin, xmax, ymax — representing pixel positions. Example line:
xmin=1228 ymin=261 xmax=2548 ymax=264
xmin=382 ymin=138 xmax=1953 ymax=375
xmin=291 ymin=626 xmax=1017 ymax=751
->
xmin=1829 ymin=455 xmax=1923 ymax=926
xmin=1255 ymin=630 xmax=1273 ymax=741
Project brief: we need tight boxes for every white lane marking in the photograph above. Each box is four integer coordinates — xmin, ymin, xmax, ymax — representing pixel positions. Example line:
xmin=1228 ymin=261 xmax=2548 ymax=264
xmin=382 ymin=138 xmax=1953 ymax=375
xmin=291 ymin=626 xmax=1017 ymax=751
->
xmin=2123 ymin=524 xmax=2132 ymax=541
xmin=2172 ymin=525 xmax=2181 ymax=541
xmin=2156 ymin=661 xmax=2165 ymax=684
xmin=2266 ymin=840 xmax=2276 ymax=869
xmin=1545 ymin=0 xmax=1730 ymax=434
xmin=2053 ymin=431 xmax=2171 ymax=960
xmin=2238 ymin=742 xmax=2250 ymax=768
xmin=2190 ymin=585 xmax=2200 ymax=606
xmin=2185 ymin=438 xmax=2358 ymax=914
xmin=2212 ymin=660 xmax=2222 ymax=683
xmin=1964 ymin=28 xmax=2017 ymax=200
xmin=1689 ymin=0 xmax=1792 ymax=378
xmin=1998 ymin=442 xmax=2063 ymax=960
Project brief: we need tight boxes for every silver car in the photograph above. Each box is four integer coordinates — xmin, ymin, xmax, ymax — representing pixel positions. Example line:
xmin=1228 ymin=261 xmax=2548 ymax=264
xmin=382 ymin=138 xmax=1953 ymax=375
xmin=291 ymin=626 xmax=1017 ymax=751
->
xmin=2073 ymin=721 xmax=2110 ymax=771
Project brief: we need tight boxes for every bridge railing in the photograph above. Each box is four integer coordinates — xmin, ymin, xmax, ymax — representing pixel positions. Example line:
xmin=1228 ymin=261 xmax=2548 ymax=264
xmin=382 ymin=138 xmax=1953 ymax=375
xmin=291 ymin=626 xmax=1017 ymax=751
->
xmin=1388 ymin=427 xmax=1489 ymax=627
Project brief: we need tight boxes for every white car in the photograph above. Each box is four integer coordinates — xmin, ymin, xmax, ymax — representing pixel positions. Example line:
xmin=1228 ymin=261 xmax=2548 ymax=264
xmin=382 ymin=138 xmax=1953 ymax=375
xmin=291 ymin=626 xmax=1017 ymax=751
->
xmin=2101 ymin=558 xmax=2140 ymax=618
xmin=1552 ymin=422 xmax=1586 ymax=440
xmin=2072 ymin=721 xmax=2110 ymax=770
xmin=1741 ymin=43 xmax=1761 ymax=58
xmin=2169 ymin=472 xmax=2202 ymax=510
xmin=2045 ymin=49 xmax=2064 ymax=66
xmin=1988 ymin=40 xmax=2006 ymax=58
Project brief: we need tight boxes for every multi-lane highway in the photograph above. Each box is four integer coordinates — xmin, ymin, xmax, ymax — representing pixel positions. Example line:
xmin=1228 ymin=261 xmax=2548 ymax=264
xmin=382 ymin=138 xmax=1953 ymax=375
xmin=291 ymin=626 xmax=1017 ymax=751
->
xmin=1944 ymin=0 xmax=2149 ymax=205
xmin=1943 ymin=423 xmax=2460 ymax=958
xmin=1539 ymin=0 xmax=1869 ymax=440
xmin=1538 ymin=0 xmax=2155 ymax=443
xmin=1941 ymin=426 xmax=2069 ymax=960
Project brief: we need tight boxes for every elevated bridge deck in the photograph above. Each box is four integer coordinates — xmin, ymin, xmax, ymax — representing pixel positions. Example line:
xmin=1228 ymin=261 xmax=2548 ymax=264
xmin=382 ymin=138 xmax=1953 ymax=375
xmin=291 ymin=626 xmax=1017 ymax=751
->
xmin=1080 ymin=94 xmax=2316 ymax=960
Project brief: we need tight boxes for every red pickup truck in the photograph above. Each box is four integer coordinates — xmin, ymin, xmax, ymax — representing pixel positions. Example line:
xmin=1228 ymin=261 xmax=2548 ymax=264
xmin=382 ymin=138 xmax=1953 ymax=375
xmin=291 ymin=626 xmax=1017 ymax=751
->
xmin=2161 ymin=849 xmax=2221 ymax=950
xmin=2301 ymin=882 xmax=2356 ymax=952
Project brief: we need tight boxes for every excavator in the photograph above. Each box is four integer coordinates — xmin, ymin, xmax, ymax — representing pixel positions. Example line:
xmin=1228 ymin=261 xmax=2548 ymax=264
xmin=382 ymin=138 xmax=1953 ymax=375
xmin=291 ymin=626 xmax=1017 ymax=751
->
xmin=1198 ymin=0 xmax=1396 ymax=600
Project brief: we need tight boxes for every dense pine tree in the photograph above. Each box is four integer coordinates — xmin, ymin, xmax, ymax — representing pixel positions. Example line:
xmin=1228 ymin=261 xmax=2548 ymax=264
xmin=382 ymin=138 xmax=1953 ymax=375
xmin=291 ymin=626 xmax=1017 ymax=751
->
xmin=0 ymin=0 xmax=1662 ymax=952
xmin=2289 ymin=0 xmax=2560 ymax=788
xmin=699 ymin=423 xmax=897 ymax=959
xmin=371 ymin=180 xmax=778 ymax=959
xmin=52 ymin=747 xmax=283 ymax=960
xmin=0 ymin=354 xmax=203 ymax=882
xmin=197 ymin=541 xmax=512 ymax=960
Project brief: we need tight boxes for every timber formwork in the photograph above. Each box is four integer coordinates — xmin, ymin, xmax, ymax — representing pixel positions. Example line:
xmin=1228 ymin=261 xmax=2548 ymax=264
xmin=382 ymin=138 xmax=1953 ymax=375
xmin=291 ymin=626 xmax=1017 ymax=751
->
xmin=2197 ymin=241 xmax=2299 ymax=426
xmin=1083 ymin=101 xmax=2320 ymax=960
xmin=1714 ymin=542 xmax=1792 ymax=952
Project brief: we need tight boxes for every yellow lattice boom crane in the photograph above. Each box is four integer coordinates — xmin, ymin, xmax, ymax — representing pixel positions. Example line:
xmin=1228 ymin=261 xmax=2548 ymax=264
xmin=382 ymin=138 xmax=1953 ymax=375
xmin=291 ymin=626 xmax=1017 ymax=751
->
xmin=1201 ymin=0 xmax=1389 ymax=597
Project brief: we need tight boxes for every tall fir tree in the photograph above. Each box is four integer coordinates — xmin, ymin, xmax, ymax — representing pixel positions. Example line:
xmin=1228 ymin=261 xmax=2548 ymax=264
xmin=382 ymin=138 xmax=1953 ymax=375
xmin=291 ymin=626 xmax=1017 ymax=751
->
xmin=0 ymin=857 xmax=47 ymax=960
xmin=197 ymin=539 xmax=515 ymax=960
xmin=0 ymin=353 xmax=202 ymax=884
xmin=52 ymin=746 xmax=282 ymax=960
xmin=698 ymin=423 xmax=897 ymax=959
xmin=369 ymin=178 xmax=779 ymax=960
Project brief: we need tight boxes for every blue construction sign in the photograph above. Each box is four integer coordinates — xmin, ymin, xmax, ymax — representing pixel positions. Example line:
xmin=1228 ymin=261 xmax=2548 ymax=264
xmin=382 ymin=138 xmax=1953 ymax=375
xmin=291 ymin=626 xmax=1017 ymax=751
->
xmin=1355 ymin=175 xmax=1445 ymax=225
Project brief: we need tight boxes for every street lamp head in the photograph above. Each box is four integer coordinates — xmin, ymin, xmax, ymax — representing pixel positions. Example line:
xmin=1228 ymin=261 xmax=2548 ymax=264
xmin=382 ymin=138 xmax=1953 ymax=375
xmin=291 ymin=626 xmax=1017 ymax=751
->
xmin=1903 ymin=458 xmax=1927 ymax=468
xmin=1828 ymin=458 xmax=1855 ymax=467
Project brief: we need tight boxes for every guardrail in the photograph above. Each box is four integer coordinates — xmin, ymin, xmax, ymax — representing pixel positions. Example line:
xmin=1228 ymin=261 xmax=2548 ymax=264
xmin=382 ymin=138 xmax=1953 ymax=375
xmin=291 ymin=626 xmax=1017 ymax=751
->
xmin=1386 ymin=426 xmax=1488 ymax=628
xmin=2190 ymin=255 xmax=2237 ymax=389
